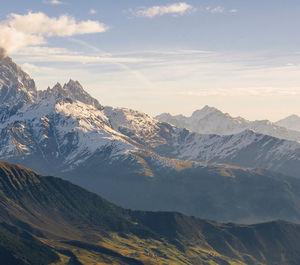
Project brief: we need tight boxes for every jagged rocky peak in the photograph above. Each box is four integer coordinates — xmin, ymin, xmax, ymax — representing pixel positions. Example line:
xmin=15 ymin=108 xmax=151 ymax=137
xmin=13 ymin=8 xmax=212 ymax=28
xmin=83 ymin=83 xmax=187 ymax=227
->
xmin=40 ymin=79 xmax=103 ymax=109
xmin=64 ymin=79 xmax=103 ymax=109
xmin=0 ymin=48 xmax=37 ymax=107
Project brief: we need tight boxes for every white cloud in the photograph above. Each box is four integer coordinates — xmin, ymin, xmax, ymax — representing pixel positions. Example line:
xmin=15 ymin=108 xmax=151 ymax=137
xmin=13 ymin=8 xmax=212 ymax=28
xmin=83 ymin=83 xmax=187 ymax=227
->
xmin=90 ymin=9 xmax=97 ymax=15
xmin=21 ymin=54 xmax=157 ymax=64
xmin=176 ymin=87 xmax=300 ymax=97
xmin=0 ymin=12 xmax=109 ymax=53
xmin=12 ymin=46 xmax=79 ymax=56
xmin=13 ymin=46 xmax=158 ymax=64
xmin=206 ymin=6 xmax=225 ymax=14
xmin=7 ymin=12 xmax=108 ymax=37
xmin=46 ymin=0 xmax=65 ymax=5
xmin=132 ymin=2 xmax=194 ymax=18
xmin=21 ymin=63 xmax=55 ymax=73
xmin=205 ymin=7 xmax=238 ymax=14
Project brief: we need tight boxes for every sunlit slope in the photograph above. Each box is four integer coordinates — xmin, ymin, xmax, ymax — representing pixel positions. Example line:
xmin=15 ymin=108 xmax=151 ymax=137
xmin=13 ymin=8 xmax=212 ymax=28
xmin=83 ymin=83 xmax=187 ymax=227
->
xmin=1 ymin=161 xmax=300 ymax=265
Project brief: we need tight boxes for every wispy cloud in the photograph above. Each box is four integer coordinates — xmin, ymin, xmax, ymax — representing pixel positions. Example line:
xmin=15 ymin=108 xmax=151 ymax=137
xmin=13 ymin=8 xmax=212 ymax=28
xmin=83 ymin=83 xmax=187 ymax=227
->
xmin=90 ymin=9 xmax=97 ymax=15
xmin=19 ymin=54 xmax=158 ymax=64
xmin=13 ymin=46 xmax=158 ymax=64
xmin=0 ymin=12 xmax=109 ymax=53
xmin=176 ymin=87 xmax=300 ymax=97
xmin=21 ymin=63 xmax=56 ymax=73
xmin=131 ymin=2 xmax=194 ymax=18
xmin=12 ymin=48 xmax=300 ymax=120
xmin=206 ymin=6 xmax=225 ymax=14
xmin=45 ymin=0 xmax=65 ymax=5
xmin=205 ymin=6 xmax=238 ymax=14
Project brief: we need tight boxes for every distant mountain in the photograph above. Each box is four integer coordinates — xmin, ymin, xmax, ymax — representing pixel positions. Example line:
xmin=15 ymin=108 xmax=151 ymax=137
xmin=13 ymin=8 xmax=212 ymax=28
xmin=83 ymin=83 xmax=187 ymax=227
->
xmin=1 ymin=55 xmax=300 ymax=222
xmin=102 ymin=107 xmax=300 ymax=177
xmin=1 ymin=161 xmax=300 ymax=265
xmin=68 ymin=153 xmax=300 ymax=224
xmin=276 ymin=114 xmax=300 ymax=132
xmin=2 ymin=90 xmax=300 ymax=222
xmin=156 ymin=105 xmax=300 ymax=142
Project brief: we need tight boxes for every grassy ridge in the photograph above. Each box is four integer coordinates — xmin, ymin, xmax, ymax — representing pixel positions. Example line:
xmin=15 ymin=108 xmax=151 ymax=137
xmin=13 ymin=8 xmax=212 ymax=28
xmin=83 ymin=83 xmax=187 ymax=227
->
xmin=0 ymin=161 xmax=300 ymax=264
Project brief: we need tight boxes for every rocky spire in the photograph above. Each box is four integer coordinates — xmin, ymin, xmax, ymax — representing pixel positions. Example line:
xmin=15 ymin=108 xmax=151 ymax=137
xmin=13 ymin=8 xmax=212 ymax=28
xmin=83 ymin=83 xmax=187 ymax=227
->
xmin=0 ymin=51 xmax=37 ymax=107
xmin=39 ymin=79 xmax=103 ymax=110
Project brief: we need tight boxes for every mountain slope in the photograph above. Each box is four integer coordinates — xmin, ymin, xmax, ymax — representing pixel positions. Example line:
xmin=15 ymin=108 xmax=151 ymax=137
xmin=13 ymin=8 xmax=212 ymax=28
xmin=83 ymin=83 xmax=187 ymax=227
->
xmin=156 ymin=129 xmax=300 ymax=177
xmin=64 ymin=152 xmax=300 ymax=224
xmin=1 ymin=56 xmax=300 ymax=178
xmin=0 ymin=223 xmax=59 ymax=265
xmin=102 ymin=107 xmax=300 ymax=177
xmin=156 ymin=106 xmax=300 ymax=142
xmin=1 ymin=161 xmax=300 ymax=265
xmin=1 ymin=55 xmax=300 ymax=223
xmin=0 ymin=50 xmax=37 ymax=122
xmin=276 ymin=114 xmax=300 ymax=132
xmin=2 ymin=97 xmax=300 ymax=222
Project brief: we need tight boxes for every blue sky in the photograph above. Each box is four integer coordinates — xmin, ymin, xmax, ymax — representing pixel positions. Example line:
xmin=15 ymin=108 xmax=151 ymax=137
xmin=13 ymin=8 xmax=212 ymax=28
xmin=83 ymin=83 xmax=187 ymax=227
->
xmin=1 ymin=0 xmax=300 ymax=120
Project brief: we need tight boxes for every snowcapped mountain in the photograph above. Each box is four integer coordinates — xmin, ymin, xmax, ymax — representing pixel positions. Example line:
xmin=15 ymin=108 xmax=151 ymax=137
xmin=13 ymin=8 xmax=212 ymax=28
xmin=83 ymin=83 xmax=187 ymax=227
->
xmin=101 ymin=106 xmax=300 ymax=177
xmin=2 ymin=55 xmax=300 ymax=221
xmin=156 ymin=106 xmax=248 ymax=135
xmin=104 ymin=106 xmax=172 ymax=148
xmin=0 ymin=86 xmax=138 ymax=174
xmin=276 ymin=114 xmax=300 ymax=132
xmin=0 ymin=52 xmax=36 ymax=106
xmin=0 ymin=50 xmax=37 ymax=122
xmin=39 ymin=80 xmax=103 ymax=110
xmin=156 ymin=106 xmax=300 ymax=142
xmin=0 ymin=55 xmax=299 ymax=178
xmin=163 ymin=129 xmax=300 ymax=176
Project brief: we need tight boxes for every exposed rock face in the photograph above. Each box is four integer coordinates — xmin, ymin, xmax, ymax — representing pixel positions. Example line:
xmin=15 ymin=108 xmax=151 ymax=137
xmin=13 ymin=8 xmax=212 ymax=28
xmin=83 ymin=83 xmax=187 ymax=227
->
xmin=0 ymin=53 xmax=37 ymax=122
xmin=38 ymin=79 xmax=103 ymax=110
xmin=0 ymin=54 xmax=37 ymax=107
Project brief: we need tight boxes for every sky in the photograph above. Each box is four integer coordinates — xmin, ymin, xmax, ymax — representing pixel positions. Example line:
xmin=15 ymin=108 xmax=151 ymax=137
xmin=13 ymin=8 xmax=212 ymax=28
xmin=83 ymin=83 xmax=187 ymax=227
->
xmin=1 ymin=0 xmax=300 ymax=121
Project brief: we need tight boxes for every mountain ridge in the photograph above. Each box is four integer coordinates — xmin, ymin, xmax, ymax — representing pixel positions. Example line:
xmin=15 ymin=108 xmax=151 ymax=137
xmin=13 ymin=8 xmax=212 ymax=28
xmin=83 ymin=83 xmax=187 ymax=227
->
xmin=276 ymin=114 xmax=300 ymax=132
xmin=1 ymin=55 xmax=300 ymax=223
xmin=156 ymin=105 xmax=300 ymax=142
xmin=1 ymin=161 xmax=300 ymax=265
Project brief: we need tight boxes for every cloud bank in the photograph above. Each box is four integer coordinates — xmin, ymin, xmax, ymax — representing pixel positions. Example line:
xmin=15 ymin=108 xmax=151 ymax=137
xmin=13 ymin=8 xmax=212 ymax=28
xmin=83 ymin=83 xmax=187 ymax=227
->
xmin=0 ymin=12 xmax=109 ymax=53
xmin=133 ymin=2 xmax=194 ymax=18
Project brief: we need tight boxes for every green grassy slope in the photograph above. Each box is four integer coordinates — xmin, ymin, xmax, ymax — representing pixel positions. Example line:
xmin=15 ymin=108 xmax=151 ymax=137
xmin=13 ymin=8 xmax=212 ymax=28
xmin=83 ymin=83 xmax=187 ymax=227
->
xmin=0 ymin=161 xmax=300 ymax=265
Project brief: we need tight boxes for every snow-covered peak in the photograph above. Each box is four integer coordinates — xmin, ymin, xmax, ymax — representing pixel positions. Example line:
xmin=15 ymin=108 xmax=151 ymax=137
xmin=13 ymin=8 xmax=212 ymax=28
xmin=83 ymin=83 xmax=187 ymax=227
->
xmin=63 ymin=79 xmax=103 ymax=109
xmin=276 ymin=115 xmax=300 ymax=132
xmin=156 ymin=107 xmax=300 ymax=142
xmin=38 ymin=79 xmax=103 ymax=110
xmin=191 ymin=105 xmax=223 ymax=120
xmin=104 ymin=106 xmax=171 ymax=147
xmin=0 ymin=54 xmax=37 ymax=107
xmin=0 ymin=95 xmax=135 ymax=168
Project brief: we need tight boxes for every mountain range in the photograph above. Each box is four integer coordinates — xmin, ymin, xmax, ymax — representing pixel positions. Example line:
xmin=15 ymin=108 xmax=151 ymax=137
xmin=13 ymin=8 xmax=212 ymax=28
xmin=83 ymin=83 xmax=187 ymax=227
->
xmin=156 ymin=106 xmax=300 ymax=141
xmin=1 ymin=54 xmax=300 ymax=223
xmin=1 ymin=161 xmax=300 ymax=265
xmin=276 ymin=114 xmax=300 ymax=132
